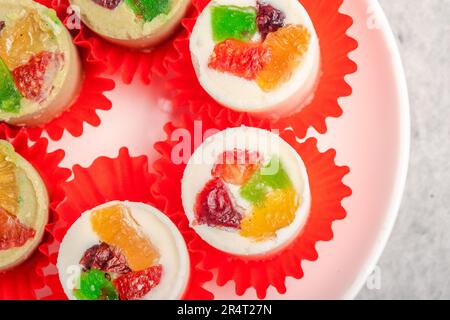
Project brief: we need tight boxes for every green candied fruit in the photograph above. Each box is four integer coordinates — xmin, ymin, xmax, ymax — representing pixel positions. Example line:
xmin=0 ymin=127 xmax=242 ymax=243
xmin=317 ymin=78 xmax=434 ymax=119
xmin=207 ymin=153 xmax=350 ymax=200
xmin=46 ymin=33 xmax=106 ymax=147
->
xmin=46 ymin=9 xmax=61 ymax=25
xmin=259 ymin=157 xmax=292 ymax=189
xmin=125 ymin=0 xmax=171 ymax=22
xmin=240 ymin=157 xmax=292 ymax=205
xmin=0 ymin=58 xmax=21 ymax=113
xmin=211 ymin=5 xmax=257 ymax=42
xmin=74 ymin=269 xmax=119 ymax=300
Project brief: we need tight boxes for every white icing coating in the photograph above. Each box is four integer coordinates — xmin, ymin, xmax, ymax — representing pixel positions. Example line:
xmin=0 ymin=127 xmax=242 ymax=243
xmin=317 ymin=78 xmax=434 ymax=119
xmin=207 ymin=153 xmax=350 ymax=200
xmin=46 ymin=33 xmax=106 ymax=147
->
xmin=0 ymin=0 xmax=81 ymax=127
xmin=182 ymin=127 xmax=311 ymax=256
xmin=57 ymin=201 xmax=190 ymax=300
xmin=190 ymin=0 xmax=321 ymax=117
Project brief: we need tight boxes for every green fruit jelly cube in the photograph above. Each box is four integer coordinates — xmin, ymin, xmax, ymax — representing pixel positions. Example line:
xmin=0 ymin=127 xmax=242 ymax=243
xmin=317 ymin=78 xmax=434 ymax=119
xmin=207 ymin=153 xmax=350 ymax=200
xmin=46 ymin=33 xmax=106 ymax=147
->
xmin=0 ymin=58 xmax=21 ymax=113
xmin=126 ymin=0 xmax=170 ymax=22
xmin=240 ymin=157 xmax=292 ymax=205
xmin=75 ymin=269 xmax=118 ymax=300
xmin=211 ymin=5 xmax=257 ymax=42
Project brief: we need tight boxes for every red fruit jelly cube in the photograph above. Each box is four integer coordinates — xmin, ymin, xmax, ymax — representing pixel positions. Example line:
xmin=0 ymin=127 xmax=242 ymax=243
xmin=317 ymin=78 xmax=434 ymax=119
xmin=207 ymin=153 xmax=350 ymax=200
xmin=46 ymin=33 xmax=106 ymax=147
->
xmin=212 ymin=149 xmax=262 ymax=185
xmin=113 ymin=264 xmax=162 ymax=300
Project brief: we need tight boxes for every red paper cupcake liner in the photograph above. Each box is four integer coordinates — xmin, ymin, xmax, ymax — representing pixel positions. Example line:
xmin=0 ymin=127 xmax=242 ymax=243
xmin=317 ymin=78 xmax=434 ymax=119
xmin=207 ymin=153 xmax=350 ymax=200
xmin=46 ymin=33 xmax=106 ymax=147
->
xmin=0 ymin=127 xmax=71 ymax=300
xmin=38 ymin=147 xmax=213 ymax=300
xmin=3 ymin=0 xmax=115 ymax=141
xmin=166 ymin=0 xmax=358 ymax=138
xmin=44 ymin=0 xmax=190 ymax=85
xmin=152 ymin=115 xmax=352 ymax=299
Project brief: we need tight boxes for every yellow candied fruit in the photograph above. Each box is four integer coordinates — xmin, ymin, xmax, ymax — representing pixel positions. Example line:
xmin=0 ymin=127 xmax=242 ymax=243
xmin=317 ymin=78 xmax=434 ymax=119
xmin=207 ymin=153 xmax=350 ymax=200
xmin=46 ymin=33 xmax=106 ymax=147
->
xmin=0 ymin=9 xmax=57 ymax=70
xmin=240 ymin=187 xmax=299 ymax=241
xmin=90 ymin=204 xmax=159 ymax=271
xmin=0 ymin=151 xmax=18 ymax=216
xmin=256 ymin=25 xmax=311 ymax=92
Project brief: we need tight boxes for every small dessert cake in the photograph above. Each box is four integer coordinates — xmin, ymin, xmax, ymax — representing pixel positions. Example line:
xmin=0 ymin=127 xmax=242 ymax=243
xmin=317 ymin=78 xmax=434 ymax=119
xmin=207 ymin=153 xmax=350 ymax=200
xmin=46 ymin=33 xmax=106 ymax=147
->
xmin=0 ymin=140 xmax=49 ymax=271
xmin=182 ymin=127 xmax=311 ymax=256
xmin=0 ymin=0 xmax=81 ymax=127
xmin=190 ymin=0 xmax=321 ymax=118
xmin=57 ymin=201 xmax=190 ymax=300
xmin=70 ymin=0 xmax=191 ymax=48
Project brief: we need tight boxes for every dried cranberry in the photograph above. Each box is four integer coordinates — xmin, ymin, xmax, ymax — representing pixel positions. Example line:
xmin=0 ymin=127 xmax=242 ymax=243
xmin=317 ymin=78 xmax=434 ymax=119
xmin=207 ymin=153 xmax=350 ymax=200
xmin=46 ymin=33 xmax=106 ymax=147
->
xmin=256 ymin=1 xmax=286 ymax=39
xmin=113 ymin=264 xmax=162 ymax=300
xmin=92 ymin=0 xmax=122 ymax=10
xmin=194 ymin=178 xmax=243 ymax=229
xmin=80 ymin=242 xmax=131 ymax=274
xmin=0 ymin=21 xmax=5 ymax=32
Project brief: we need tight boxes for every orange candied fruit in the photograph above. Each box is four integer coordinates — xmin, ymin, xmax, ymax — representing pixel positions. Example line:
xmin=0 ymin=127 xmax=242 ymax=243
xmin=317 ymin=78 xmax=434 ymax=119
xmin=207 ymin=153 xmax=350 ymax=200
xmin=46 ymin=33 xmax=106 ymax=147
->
xmin=0 ymin=9 xmax=57 ymax=70
xmin=257 ymin=24 xmax=311 ymax=91
xmin=90 ymin=204 xmax=159 ymax=271
xmin=240 ymin=188 xmax=299 ymax=240
xmin=0 ymin=151 xmax=18 ymax=216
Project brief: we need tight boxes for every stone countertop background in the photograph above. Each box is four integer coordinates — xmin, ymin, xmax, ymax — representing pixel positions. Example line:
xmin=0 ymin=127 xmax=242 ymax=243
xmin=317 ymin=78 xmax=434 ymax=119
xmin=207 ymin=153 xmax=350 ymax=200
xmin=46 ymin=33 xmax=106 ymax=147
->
xmin=357 ymin=0 xmax=450 ymax=299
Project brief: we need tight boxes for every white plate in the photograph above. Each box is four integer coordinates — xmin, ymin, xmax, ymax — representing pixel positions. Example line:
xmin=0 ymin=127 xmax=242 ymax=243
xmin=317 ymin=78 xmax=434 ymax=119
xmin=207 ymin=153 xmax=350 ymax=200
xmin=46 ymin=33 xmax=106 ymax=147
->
xmin=47 ymin=0 xmax=410 ymax=300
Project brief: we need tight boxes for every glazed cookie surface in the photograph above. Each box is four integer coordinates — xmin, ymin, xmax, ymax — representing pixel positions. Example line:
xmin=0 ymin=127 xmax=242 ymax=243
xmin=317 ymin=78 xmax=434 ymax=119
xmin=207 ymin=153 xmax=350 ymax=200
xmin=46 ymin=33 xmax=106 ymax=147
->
xmin=70 ymin=0 xmax=191 ymax=48
xmin=0 ymin=140 xmax=49 ymax=271
xmin=0 ymin=0 xmax=81 ymax=127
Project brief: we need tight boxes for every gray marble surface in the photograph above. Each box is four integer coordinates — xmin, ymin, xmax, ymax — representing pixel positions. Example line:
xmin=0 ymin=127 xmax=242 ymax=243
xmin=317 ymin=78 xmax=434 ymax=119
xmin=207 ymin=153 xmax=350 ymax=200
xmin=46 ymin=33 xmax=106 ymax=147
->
xmin=357 ymin=0 xmax=450 ymax=300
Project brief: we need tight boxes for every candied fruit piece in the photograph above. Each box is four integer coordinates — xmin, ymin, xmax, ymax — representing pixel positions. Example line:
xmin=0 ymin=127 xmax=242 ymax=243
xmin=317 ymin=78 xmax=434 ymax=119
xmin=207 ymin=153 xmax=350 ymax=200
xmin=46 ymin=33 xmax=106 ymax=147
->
xmin=125 ymin=0 xmax=170 ymax=22
xmin=212 ymin=149 xmax=262 ymax=185
xmin=12 ymin=51 xmax=64 ymax=102
xmin=0 ymin=58 xmax=22 ymax=113
xmin=0 ymin=207 xmax=36 ymax=250
xmin=194 ymin=178 xmax=243 ymax=229
xmin=209 ymin=39 xmax=270 ymax=80
xmin=259 ymin=156 xmax=292 ymax=189
xmin=240 ymin=187 xmax=299 ymax=240
xmin=93 ymin=0 xmax=123 ymax=9
xmin=0 ymin=10 xmax=58 ymax=70
xmin=74 ymin=269 xmax=119 ymax=300
xmin=0 ymin=21 xmax=4 ymax=32
xmin=113 ymin=264 xmax=162 ymax=300
xmin=90 ymin=204 xmax=160 ymax=271
xmin=240 ymin=157 xmax=293 ymax=205
xmin=257 ymin=25 xmax=311 ymax=91
xmin=0 ymin=150 xmax=19 ymax=216
xmin=80 ymin=242 xmax=131 ymax=274
xmin=211 ymin=5 xmax=257 ymax=42
xmin=256 ymin=1 xmax=286 ymax=40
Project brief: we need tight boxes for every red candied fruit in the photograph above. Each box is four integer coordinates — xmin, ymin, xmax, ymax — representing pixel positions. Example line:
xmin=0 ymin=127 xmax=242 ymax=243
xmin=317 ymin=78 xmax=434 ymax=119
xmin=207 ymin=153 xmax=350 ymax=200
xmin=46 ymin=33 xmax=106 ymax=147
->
xmin=212 ymin=149 xmax=262 ymax=185
xmin=194 ymin=177 xmax=243 ymax=229
xmin=12 ymin=51 xmax=64 ymax=102
xmin=79 ymin=242 xmax=131 ymax=274
xmin=256 ymin=1 xmax=286 ymax=39
xmin=0 ymin=21 xmax=5 ymax=32
xmin=0 ymin=207 xmax=36 ymax=250
xmin=92 ymin=0 xmax=123 ymax=9
xmin=208 ymin=39 xmax=271 ymax=80
xmin=113 ymin=264 xmax=162 ymax=300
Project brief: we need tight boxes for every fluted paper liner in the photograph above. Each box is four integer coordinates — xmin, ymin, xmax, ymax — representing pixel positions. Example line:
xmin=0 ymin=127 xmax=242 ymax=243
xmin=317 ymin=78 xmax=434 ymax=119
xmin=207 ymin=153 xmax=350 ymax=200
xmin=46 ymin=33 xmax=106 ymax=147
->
xmin=152 ymin=116 xmax=352 ymax=299
xmin=39 ymin=148 xmax=213 ymax=300
xmin=44 ymin=0 xmax=188 ymax=85
xmin=166 ymin=0 xmax=358 ymax=138
xmin=4 ymin=0 xmax=115 ymax=141
xmin=0 ymin=127 xmax=71 ymax=299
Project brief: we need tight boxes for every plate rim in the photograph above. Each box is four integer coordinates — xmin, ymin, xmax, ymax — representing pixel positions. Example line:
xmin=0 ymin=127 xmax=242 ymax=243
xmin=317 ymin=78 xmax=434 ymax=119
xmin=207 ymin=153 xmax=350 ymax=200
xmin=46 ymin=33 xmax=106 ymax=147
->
xmin=342 ymin=0 xmax=411 ymax=300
